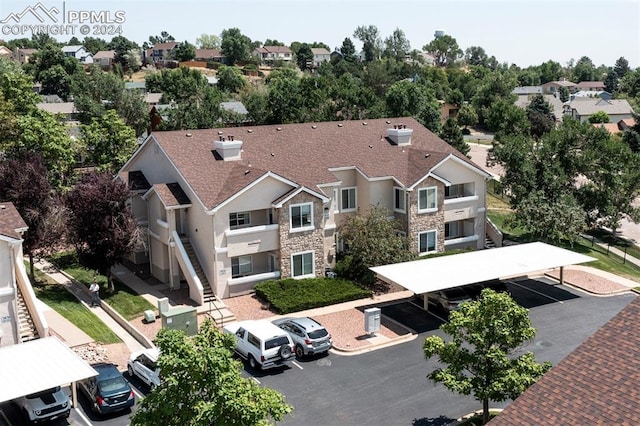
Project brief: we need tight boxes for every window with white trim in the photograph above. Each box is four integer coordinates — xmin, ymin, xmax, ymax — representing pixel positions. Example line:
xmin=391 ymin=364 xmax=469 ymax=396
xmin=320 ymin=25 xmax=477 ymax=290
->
xmin=341 ymin=187 xmax=356 ymax=212
xmin=418 ymin=230 xmax=437 ymax=254
xmin=229 ymin=211 xmax=250 ymax=228
xmin=290 ymin=203 xmax=313 ymax=230
xmin=292 ymin=251 xmax=314 ymax=278
xmin=418 ymin=187 xmax=437 ymax=212
xmin=394 ymin=187 xmax=406 ymax=212
xmin=231 ymin=255 xmax=252 ymax=278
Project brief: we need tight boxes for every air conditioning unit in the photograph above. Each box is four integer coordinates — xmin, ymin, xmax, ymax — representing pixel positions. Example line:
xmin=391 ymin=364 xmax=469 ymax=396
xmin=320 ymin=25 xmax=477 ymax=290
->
xmin=143 ymin=310 xmax=156 ymax=323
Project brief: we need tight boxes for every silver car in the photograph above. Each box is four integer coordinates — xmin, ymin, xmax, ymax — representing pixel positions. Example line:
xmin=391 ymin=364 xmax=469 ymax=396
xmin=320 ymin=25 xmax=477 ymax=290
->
xmin=272 ymin=317 xmax=333 ymax=358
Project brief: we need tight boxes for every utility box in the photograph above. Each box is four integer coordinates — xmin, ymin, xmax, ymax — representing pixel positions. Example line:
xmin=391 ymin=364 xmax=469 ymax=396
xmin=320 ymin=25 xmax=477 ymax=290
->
xmin=364 ymin=307 xmax=381 ymax=335
xmin=162 ymin=306 xmax=198 ymax=336
xmin=158 ymin=297 xmax=169 ymax=314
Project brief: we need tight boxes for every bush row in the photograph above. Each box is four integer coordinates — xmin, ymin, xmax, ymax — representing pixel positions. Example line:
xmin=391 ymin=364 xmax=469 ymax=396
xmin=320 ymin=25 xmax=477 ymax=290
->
xmin=255 ymin=277 xmax=372 ymax=314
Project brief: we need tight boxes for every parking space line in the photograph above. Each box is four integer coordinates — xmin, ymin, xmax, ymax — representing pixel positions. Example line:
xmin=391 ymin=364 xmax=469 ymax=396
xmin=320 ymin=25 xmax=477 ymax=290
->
xmin=74 ymin=407 xmax=93 ymax=426
xmin=292 ymin=361 xmax=303 ymax=370
xmin=509 ymin=280 xmax=564 ymax=304
xmin=408 ymin=300 xmax=448 ymax=323
xmin=131 ymin=386 xmax=144 ymax=400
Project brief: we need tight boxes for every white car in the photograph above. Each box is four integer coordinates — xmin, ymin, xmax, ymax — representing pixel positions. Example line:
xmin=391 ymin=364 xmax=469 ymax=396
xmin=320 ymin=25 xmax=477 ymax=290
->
xmin=13 ymin=386 xmax=70 ymax=424
xmin=127 ymin=348 xmax=161 ymax=389
xmin=223 ymin=320 xmax=294 ymax=370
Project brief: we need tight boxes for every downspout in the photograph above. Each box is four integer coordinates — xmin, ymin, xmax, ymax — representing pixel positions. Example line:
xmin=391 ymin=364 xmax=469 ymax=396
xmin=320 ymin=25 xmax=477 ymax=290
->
xmin=9 ymin=240 xmax=19 ymax=344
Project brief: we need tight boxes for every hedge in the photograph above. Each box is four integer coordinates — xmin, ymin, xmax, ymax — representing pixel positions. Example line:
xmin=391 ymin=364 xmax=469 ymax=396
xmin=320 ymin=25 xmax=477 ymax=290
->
xmin=255 ymin=277 xmax=372 ymax=314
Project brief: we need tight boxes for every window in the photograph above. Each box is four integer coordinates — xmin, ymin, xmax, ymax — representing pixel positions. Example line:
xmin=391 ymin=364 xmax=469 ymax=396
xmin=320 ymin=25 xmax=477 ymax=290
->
xmin=445 ymin=183 xmax=474 ymax=199
xmin=341 ymin=187 xmax=356 ymax=212
xmin=292 ymin=251 xmax=314 ymax=277
xmin=418 ymin=187 xmax=437 ymax=212
xmin=268 ymin=253 xmax=277 ymax=272
xmin=290 ymin=203 xmax=313 ymax=230
xmin=231 ymin=255 xmax=252 ymax=278
xmin=229 ymin=211 xmax=250 ymax=228
xmin=419 ymin=230 xmax=437 ymax=254
xmin=394 ymin=187 xmax=406 ymax=212
xmin=445 ymin=222 xmax=460 ymax=239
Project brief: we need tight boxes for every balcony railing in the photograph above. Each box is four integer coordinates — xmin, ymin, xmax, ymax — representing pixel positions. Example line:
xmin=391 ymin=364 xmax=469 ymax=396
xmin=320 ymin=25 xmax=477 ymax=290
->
xmin=225 ymin=224 xmax=279 ymax=257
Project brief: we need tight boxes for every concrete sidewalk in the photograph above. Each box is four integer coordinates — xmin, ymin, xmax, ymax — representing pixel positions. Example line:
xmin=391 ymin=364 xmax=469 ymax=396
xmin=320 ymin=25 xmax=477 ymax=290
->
xmin=34 ymin=259 xmax=145 ymax=353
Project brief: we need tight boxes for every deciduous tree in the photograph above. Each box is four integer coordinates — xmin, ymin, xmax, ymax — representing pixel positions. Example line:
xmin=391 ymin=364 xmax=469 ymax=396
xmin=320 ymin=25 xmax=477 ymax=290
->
xmin=81 ymin=109 xmax=137 ymax=172
xmin=353 ymin=25 xmax=382 ymax=62
xmin=424 ymin=290 xmax=551 ymax=425
xmin=221 ymin=28 xmax=252 ymax=65
xmin=195 ymin=33 xmax=221 ymax=49
xmin=588 ymin=111 xmax=609 ymax=124
xmin=217 ymin=65 xmax=247 ymax=93
xmin=171 ymin=41 xmax=196 ymax=62
xmin=65 ymin=171 xmax=138 ymax=289
xmin=440 ymin=118 xmax=469 ymax=156
xmin=423 ymin=34 xmax=462 ymax=67
xmin=131 ymin=319 xmax=292 ymax=426
xmin=336 ymin=206 xmax=415 ymax=286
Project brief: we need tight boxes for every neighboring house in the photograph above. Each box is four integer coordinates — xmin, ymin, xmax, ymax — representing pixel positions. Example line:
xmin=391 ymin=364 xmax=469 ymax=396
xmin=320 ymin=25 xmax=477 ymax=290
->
xmin=541 ymin=80 xmax=577 ymax=95
xmin=93 ymin=50 xmax=115 ymax=68
xmin=253 ymin=46 xmax=293 ymax=63
xmin=195 ymin=49 xmax=226 ymax=63
xmin=618 ymin=117 xmax=637 ymax=131
xmin=511 ymin=86 xmax=542 ymax=96
xmin=310 ymin=48 xmax=331 ymax=68
xmin=36 ymin=102 xmax=78 ymax=121
xmin=0 ymin=202 xmax=47 ymax=346
xmin=13 ymin=48 xmax=37 ymax=65
xmin=514 ymin=94 xmax=564 ymax=122
xmin=118 ymin=117 xmax=491 ymax=305
xmin=61 ymin=45 xmax=93 ymax=64
xmin=489 ymin=297 xmax=640 ymax=425
xmin=0 ymin=46 xmax=12 ymax=59
xmin=144 ymin=93 xmax=163 ymax=107
xmin=564 ymin=98 xmax=634 ymax=123
xmin=125 ymin=81 xmax=146 ymax=93
xmin=144 ymin=42 xmax=179 ymax=64
xmin=576 ymin=81 xmax=605 ymax=91
xmin=592 ymin=122 xmax=622 ymax=134
xmin=571 ymin=90 xmax=612 ymax=101
xmin=219 ymin=101 xmax=251 ymax=126
xmin=439 ymin=101 xmax=460 ymax=122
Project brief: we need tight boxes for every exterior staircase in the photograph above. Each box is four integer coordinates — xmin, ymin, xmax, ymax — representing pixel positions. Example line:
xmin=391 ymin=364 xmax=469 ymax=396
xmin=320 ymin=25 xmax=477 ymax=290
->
xmin=485 ymin=235 xmax=496 ymax=249
xmin=16 ymin=286 xmax=38 ymax=342
xmin=180 ymin=238 xmax=236 ymax=327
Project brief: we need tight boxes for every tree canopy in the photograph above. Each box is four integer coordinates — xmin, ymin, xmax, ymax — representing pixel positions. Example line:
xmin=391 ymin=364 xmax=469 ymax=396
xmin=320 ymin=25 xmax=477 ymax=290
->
xmin=131 ymin=319 xmax=292 ymax=426
xmin=221 ymin=28 xmax=252 ymax=65
xmin=424 ymin=289 xmax=551 ymax=425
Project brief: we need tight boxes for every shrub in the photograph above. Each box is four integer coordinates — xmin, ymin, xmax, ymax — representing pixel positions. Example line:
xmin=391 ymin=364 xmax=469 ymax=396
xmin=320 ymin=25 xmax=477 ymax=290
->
xmin=255 ymin=277 xmax=372 ymax=314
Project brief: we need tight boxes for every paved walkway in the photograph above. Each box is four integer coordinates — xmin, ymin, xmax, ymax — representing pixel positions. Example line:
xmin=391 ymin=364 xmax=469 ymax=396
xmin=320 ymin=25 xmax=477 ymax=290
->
xmin=34 ymin=260 xmax=145 ymax=353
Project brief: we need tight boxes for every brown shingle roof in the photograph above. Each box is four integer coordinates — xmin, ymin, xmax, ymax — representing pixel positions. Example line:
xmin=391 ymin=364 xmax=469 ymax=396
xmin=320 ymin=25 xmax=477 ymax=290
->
xmin=0 ymin=202 xmax=27 ymax=239
xmin=153 ymin=183 xmax=191 ymax=207
xmin=149 ymin=117 xmax=485 ymax=210
xmin=489 ymin=297 xmax=640 ymax=425
xmin=195 ymin=49 xmax=224 ymax=59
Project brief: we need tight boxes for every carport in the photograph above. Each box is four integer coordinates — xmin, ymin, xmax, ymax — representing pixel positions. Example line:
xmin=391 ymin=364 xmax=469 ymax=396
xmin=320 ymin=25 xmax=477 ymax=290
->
xmin=0 ymin=336 xmax=98 ymax=407
xmin=370 ymin=242 xmax=595 ymax=310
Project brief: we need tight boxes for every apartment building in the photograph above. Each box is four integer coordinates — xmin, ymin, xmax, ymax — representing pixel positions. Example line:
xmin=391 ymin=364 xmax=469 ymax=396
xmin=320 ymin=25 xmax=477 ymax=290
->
xmin=118 ymin=117 xmax=491 ymax=304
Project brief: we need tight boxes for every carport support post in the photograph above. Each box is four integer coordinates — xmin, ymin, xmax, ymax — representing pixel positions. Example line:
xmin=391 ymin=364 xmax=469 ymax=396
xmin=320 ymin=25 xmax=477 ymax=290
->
xmin=71 ymin=381 xmax=78 ymax=408
xmin=559 ymin=266 xmax=564 ymax=285
xmin=423 ymin=294 xmax=429 ymax=311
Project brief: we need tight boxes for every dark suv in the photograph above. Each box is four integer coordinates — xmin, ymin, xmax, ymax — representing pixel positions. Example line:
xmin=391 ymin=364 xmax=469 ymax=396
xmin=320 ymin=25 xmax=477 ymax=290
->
xmin=78 ymin=363 xmax=135 ymax=415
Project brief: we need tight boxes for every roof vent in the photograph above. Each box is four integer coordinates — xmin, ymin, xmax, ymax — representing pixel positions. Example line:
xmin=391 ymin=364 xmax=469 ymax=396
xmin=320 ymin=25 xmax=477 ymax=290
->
xmin=217 ymin=131 xmax=224 ymax=135
xmin=214 ymin=137 xmax=243 ymax=161
xmin=387 ymin=125 xmax=413 ymax=145
xmin=362 ymin=122 xmax=367 ymax=125
xmin=311 ymin=125 xmax=317 ymax=129
xmin=337 ymin=123 xmax=343 ymax=127
xmin=247 ymin=129 xmax=253 ymax=133
xmin=276 ymin=127 xmax=282 ymax=131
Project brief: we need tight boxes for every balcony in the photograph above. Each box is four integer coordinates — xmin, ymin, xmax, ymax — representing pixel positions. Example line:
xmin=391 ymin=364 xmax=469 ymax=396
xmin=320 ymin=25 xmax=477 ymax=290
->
xmin=444 ymin=197 xmax=480 ymax=221
xmin=225 ymin=224 xmax=279 ymax=257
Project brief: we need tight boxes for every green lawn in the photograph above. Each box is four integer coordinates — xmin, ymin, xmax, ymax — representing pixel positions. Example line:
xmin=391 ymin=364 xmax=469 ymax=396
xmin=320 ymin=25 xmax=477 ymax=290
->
xmin=487 ymin=209 xmax=640 ymax=282
xmin=33 ymin=283 xmax=121 ymax=344
xmin=47 ymin=251 xmax=155 ymax=320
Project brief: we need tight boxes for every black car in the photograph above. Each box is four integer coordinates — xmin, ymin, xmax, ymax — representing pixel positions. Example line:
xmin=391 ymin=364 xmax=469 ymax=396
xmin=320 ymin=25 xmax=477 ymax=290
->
xmin=466 ymin=280 xmax=511 ymax=299
xmin=78 ymin=363 xmax=135 ymax=415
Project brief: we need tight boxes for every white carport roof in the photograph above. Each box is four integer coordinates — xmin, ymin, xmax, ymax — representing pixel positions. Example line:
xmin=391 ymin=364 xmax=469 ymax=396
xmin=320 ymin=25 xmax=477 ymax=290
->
xmin=370 ymin=242 xmax=595 ymax=295
xmin=0 ymin=337 xmax=98 ymax=403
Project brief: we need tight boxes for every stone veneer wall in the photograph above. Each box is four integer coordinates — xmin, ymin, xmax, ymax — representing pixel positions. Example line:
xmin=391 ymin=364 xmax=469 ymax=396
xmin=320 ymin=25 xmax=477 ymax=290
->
xmin=279 ymin=192 xmax=325 ymax=278
xmin=408 ymin=177 xmax=445 ymax=253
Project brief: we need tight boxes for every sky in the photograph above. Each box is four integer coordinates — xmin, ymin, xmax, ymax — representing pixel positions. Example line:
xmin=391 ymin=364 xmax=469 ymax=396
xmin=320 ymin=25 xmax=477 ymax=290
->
xmin=1 ymin=0 xmax=639 ymax=68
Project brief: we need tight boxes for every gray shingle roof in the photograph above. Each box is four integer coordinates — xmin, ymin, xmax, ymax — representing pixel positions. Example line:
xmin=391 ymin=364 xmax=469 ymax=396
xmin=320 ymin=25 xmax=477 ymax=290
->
xmin=570 ymin=98 xmax=634 ymax=116
xmin=145 ymin=117 xmax=485 ymax=210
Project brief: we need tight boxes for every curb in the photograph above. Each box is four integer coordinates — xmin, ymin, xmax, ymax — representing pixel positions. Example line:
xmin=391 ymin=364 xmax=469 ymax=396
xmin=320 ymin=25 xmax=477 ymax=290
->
xmin=543 ymin=272 xmax=636 ymax=297
xmin=330 ymin=332 xmax=418 ymax=356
